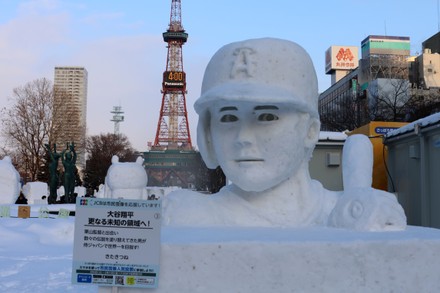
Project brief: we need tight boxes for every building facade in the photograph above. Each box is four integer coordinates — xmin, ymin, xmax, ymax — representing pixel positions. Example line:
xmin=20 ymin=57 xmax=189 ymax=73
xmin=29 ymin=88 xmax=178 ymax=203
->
xmin=319 ymin=34 xmax=440 ymax=132
xmin=319 ymin=68 xmax=366 ymax=131
xmin=422 ymin=31 xmax=440 ymax=54
xmin=53 ymin=66 xmax=88 ymax=170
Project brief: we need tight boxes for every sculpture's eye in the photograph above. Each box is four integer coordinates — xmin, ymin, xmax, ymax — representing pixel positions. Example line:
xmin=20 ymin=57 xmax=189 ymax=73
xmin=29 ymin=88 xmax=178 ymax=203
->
xmin=258 ymin=113 xmax=279 ymax=122
xmin=220 ymin=114 xmax=239 ymax=122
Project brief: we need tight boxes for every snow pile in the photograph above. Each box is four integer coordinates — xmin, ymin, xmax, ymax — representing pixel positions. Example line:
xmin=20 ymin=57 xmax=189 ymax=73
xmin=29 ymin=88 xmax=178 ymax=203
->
xmin=0 ymin=156 xmax=21 ymax=204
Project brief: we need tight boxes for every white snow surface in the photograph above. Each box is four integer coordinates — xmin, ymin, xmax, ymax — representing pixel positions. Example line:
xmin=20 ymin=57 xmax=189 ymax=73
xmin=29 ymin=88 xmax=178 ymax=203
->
xmin=319 ymin=131 xmax=347 ymax=141
xmin=386 ymin=112 xmax=440 ymax=138
xmin=0 ymin=209 xmax=97 ymax=293
xmin=2 ymin=211 xmax=440 ymax=293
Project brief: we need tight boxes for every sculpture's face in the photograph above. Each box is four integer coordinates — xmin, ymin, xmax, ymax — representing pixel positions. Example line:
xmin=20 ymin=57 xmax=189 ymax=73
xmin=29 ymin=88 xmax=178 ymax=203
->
xmin=210 ymin=101 xmax=312 ymax=192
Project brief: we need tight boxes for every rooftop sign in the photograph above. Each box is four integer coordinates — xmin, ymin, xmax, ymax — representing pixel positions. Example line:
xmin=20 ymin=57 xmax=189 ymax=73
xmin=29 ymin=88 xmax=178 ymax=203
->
xmin=325 ymin=46 xmax=359 ymax=74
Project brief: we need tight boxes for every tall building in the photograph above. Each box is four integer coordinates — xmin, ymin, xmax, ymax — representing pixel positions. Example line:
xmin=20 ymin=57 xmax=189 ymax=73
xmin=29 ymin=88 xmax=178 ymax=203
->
xmin=320 ymin=35 xmax=413 ymax=131
xmin=358 ymin=35 xmax=410 ymax=86
xmin=320 ymin=33 xmax=440 ymax=132
xmin=414 ymin=32 xmax=440 ymax=89
xmin=409 ymin=46 xmax=440 ymax=118
xmin=53 ymin=66 xmax=88 ymax=171
xmin=422 ymin=31 xmax=440 ymax=54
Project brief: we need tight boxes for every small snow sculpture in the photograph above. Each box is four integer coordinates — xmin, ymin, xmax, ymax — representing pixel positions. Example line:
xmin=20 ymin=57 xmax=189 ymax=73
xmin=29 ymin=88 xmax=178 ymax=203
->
xmin=163 ymin=37 xmax=407 ymax=231
xmin=0 ymin=156 xmax=21 ymax=204
xmin=104 ymin=156 xmax=148 ymax=200
xmin=328 ymin=134 xmax=406 ymax=231
xmin=21 ymin=181 xmax=48 ymax=204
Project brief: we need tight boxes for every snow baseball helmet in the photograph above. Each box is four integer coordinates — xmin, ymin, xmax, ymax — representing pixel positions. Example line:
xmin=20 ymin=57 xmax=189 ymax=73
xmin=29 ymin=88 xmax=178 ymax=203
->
xmin=194 ymin=37 xmax=319 ymax=117
xmin=194 ymin=37 xmax=320 ymax=168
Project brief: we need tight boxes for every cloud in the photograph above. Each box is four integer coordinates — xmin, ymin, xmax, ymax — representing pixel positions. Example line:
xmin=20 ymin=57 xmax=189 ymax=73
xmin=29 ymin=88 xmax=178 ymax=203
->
xmin=0 ymin=1 xmax=70 ymax=105
xmin=18 ymin=0 xmax=60 ymax=15
xmin=0 ymin=0 xmax=206 ymax=152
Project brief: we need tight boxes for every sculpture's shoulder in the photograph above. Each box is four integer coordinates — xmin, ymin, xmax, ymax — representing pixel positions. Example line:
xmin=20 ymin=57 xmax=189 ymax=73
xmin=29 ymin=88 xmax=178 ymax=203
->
xmin=163 ymin=188 xmax=226 ymax=226
xmin=312 ymin=179 xmax=340 ymax=217
xmin=162 ymin=186 xmax=263 ymax=227
xmin=163 ymin=189 xmax=210 ymax=210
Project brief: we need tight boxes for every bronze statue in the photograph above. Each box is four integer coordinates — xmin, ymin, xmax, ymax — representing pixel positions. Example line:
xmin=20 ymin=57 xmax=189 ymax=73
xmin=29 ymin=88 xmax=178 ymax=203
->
xmin=61 ymin=142 xmax=77 ymax=203
xmin=44 ymin=143 xmax=61 ymax=204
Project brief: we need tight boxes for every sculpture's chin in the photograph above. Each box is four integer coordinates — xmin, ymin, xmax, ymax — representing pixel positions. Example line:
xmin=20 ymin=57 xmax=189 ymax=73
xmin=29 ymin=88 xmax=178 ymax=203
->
xmin=231 ymin=175 xmax=288 ymax=193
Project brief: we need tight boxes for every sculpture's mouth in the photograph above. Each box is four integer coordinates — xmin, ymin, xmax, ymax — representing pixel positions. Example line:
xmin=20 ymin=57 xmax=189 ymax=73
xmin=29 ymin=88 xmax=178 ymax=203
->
xmin=235 ymin=159 xmax=264 ymax=163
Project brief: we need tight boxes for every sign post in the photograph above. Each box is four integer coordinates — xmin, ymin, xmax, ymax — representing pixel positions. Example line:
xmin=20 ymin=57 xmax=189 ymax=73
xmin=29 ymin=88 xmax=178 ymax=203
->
xmin=72 ymin=197 xmax=162 ymax=289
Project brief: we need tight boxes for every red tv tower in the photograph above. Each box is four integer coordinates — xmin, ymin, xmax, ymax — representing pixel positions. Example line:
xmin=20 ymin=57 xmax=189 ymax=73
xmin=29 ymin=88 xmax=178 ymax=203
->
xmin=153 ymin=0 xmax=192 ymax=150
xmin=144 ymin=0 xmax=226 ymax=190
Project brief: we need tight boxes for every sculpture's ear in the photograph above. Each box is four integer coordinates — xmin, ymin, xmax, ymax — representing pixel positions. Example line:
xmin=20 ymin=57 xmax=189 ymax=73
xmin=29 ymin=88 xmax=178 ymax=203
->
xmin=305 ymin=117 xmax=320 ymax=149
xmin=197 ymin=111 xmax=219 ymax=169
xmin=136 ymin=156 xmax=143 ymax=165
xmin=111 ymin=155 xmax=119 ymax=164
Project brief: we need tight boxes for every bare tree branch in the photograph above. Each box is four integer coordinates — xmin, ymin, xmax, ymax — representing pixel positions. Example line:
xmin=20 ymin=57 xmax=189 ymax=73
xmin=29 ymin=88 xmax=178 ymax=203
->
xmin=1 ymin=78 xmax=78 ymax=182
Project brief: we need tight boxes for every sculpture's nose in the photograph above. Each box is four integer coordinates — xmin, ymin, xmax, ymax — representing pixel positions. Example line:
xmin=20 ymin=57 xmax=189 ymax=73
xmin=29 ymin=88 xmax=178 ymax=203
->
xmin=235 ymin=122 xmax=255 ymax=148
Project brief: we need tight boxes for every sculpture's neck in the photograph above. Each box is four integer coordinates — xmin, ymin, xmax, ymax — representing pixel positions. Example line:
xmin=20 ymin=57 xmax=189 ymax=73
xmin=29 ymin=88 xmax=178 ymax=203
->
xmin=230 ymin=163 xmax=328 ymax=226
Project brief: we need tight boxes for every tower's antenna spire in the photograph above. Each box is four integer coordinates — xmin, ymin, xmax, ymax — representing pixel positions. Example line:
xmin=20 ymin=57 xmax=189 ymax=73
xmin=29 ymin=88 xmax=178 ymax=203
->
xmin=152 ymin=0 xmax=192 ymax=150
xmin=169 ymin=0 xmax=183 ymax=31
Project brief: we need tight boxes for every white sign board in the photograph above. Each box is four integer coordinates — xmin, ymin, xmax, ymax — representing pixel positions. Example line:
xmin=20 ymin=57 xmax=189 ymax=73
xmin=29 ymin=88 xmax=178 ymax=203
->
xmin=72 ymin=197 xmax=162 ymax=289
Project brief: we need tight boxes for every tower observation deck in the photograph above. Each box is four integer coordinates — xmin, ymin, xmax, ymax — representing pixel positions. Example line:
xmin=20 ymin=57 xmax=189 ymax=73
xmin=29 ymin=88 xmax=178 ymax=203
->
xmin=153 ymin=0 xmax=192 ymax=151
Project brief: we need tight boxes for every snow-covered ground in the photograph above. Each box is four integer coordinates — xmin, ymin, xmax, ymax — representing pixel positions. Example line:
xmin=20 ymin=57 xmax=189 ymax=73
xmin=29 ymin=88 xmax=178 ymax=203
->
xmin=0 ymin=205 xmax=97 ymax=293
xmin=3 ymin=204 xmax=440 ymax=293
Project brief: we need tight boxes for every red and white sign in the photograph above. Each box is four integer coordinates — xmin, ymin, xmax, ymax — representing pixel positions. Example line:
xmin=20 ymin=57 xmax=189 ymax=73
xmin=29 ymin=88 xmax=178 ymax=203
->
xmin=325 ymin=46 xmax=359 ymax=74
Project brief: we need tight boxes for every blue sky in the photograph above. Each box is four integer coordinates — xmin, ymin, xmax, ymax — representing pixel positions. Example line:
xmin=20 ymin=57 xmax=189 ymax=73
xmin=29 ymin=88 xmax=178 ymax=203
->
xmin=0 ymin=0 xmax=438 ymax=151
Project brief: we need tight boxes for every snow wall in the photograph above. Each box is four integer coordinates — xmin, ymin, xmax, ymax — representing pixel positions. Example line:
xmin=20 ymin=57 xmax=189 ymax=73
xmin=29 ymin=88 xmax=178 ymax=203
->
xmin=99 ymin=226 xmax=440 ymax=292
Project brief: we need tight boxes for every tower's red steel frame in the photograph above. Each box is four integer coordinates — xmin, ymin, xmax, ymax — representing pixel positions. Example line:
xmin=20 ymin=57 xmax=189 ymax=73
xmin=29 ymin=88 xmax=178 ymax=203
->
xmin=153 ymin=0 xmax=192 ymax=150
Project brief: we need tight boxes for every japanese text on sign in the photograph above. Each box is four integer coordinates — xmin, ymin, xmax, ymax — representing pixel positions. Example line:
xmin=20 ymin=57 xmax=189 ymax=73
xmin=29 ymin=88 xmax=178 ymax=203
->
xmin=72 ymin=197 xmax=161 ymax=289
